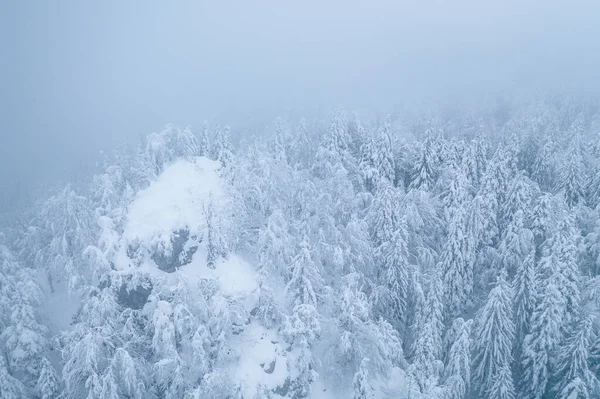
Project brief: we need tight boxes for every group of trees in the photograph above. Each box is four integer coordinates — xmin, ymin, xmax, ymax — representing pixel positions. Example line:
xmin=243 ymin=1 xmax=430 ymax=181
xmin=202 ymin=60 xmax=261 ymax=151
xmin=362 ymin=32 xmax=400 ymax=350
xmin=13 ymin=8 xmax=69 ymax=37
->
xmin=2 ymin=96 xmax=600 ymax=398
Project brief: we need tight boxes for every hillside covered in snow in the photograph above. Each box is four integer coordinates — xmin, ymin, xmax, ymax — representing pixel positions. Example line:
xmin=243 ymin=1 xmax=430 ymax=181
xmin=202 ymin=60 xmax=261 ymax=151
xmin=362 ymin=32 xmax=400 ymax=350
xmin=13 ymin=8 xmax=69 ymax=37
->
xmin=3 ymin=98 xmax=600 ymax=398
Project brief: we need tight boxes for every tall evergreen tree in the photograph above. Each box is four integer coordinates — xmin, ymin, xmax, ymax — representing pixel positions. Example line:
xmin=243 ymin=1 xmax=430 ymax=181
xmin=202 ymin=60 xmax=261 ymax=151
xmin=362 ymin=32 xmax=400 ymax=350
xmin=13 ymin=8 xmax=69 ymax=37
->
xmin=552 ymin=315 xmax=599 ymax=399
xmin=471 ymin=269 xmax=515 ymax=397
xmin=443 ymin=318 xmax=472 ymax=399
xmin=558 ymin=137 xmax=586 ymax=208
xmin=410 ymin=135 xmax=438 ymax=191
xmin=440 ymin=204 xmax=473 ymax=318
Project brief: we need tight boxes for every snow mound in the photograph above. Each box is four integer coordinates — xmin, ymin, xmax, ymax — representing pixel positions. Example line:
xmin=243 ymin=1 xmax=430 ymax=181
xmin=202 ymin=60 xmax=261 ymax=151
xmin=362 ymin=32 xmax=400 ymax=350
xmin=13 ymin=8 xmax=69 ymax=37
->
xmin=123 ymin=157 xmax=225 ymax=243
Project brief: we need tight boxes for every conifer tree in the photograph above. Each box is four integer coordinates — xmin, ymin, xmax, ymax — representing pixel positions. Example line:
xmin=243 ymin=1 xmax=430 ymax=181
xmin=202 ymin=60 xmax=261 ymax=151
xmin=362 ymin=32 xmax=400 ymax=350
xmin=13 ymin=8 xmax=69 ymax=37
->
xmin=410 ymin=135 xmax=438 ymax=191
xmin=353 ymin=358 xmax=372 ymax=399
xmin=512 ymin=237 xmax=537 ymax=363
xmin=558 ymin=138 xmax=586 ymax=208
xmin=443 ymin=318 xmax=472 ymax=399
xmin=488 ymin=364 xmax=516 ymax=399
xmin=520 ymin=245 xmax=568 ymax=399
xmin=410 ymin=273 xmax=444 ymax=393
xmin=440 ymin=204 xmax=473 ymax=318
xmin=472 ymin=269 xmax=515 ymax=397
xmin=373 ymin=223 xmax=410 ymax=330
xmin=198 ymin=121 xmax=210 ymax=156
xmin=36 ymin=357 xmax=60 ymax=399
xmin=552 ymin=315 xmax=599 ymax=399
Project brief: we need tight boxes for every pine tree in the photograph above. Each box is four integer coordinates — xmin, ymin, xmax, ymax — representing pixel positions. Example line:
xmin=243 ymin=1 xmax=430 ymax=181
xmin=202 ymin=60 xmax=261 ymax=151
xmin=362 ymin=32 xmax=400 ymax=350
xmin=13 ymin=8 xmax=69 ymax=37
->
xmin=36 ymin=357 xmax=60 ymax=399
xmin=531 ymin=193 xmax=557 ymax=250
xmin=501 ymin=172 xmax=533 ymax=230
xmin=360 ymin=117 xmax=395 ymax=190
xmin=374 ymin=116 xmax=396 ymax=185
xmin=558 ymin=138 xmax=586 ymax=208
xmin=552 ymin=315 xmax=599 ymax=399
xmin=410 ymin=273 xmax=444 ymax=393
xmin=549 ymin=215 xmax=581 ymax=328
xmin=198 ymin=121 xmax=210 ymax=156
xmin=443 ymin=167 xmax=470 ymax=223
xmin=331 ymin=273 xmax=403 ymax=379
xmin=461 ymin=137 xmax=487 ymax=192
xmin=512 ymin=237 xmax=537 ymax=363
xmin=443 ymin=318 xmax=472 ymax=399
xmin=373 ymin=223 xmax=409 ymax=330
xmin=471 ymin=269 xmax=515 ymax=397
xmin=286 ymin=234 xmax=322 ymax=309
xmin=368 ymin=181 xmax=401 ymax=252
xmin=204 ymin=197 xmax=222 ymax=269
xmin=531 ymin=139 xmax=556 ymax=191
xmin=488 ymin=364 xmax=516 ymax=399
xmin=520 ymin=253 xmax=567 ymax=399
xmin=500 ymin=209 xmax=534 ymax=277
xmin=410 ymin=135 xmax=438 ymax=191
xmin=353 ymin=358 xmax=372 ymax=399
xmin=440 ymin=204 xmax=473 ymax=318
xmin=0 ymin=356 xmax=25 ymax=399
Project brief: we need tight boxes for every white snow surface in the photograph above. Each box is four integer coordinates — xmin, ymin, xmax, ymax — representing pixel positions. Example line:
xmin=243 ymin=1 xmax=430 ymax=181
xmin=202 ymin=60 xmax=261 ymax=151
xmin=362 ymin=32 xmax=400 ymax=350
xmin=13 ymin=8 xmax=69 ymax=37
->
xmin=123 ymin=157 xmax=226 ymax=243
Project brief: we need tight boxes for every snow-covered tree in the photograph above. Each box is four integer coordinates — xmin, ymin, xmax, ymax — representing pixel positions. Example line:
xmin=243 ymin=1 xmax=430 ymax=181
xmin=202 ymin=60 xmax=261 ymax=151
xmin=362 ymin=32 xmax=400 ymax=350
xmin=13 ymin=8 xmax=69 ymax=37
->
xmin=520 ymin=233 xmax=572 ymax=399
xmin=36 ymin=357 xmax=60 ymax=399
xmin=558 ymin=133 xmax=586 ymax=208
xmin=512 ymin=233 xmax=537 ymax=363
xmin=410 ymin=273 xmax=444 ymax=393
xmin=551 ymin=315 xmax=599 ymax=399
xmin=488 ymin=364 xmax=516 ymax=399
xmin=443 ymin=318 xmax=472 ymax=399
xmin=471 ymin=268 xmax=515 ymax=397
xmin=0 ymin=356 xmax=25 ymax=399
xmin=146 ymin=124 xmax=200 ymax=175
xmin=410 ymin=135 xmax=438 ymax=191
xmin=440 ymin=204 xmax=473 ymax=318
xmin=372 ymin=223 xmax=410 ymax=330
xmin=353 ymin=358 xmax=372 ymax=399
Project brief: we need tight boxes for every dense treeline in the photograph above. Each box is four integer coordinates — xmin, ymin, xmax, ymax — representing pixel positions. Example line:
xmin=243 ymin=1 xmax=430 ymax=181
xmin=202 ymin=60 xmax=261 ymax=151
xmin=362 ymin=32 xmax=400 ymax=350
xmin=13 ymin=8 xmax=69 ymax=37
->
xmin=2 ymin=95 xmax=600 ymax=398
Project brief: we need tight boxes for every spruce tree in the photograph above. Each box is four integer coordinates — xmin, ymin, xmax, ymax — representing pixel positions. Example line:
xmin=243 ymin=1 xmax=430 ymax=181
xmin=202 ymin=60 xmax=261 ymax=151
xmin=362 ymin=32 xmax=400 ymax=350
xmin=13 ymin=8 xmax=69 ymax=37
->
xmin=552 ymin=315 xmax=599 ymax=399
xmin=471 ymin=268 xmax=515 ymax=397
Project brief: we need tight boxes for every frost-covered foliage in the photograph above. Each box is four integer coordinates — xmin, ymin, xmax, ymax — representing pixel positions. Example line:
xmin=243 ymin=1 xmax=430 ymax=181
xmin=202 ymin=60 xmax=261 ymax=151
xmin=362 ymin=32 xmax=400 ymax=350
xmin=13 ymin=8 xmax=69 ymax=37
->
xmin=4 ymin=97 xmax=600 ymax=398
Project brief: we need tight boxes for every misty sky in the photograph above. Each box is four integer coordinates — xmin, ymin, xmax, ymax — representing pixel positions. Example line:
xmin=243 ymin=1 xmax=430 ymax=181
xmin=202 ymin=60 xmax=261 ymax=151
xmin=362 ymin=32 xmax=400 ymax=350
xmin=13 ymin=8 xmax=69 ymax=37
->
xmin=1 ymin=0 xmax=600 ymax=211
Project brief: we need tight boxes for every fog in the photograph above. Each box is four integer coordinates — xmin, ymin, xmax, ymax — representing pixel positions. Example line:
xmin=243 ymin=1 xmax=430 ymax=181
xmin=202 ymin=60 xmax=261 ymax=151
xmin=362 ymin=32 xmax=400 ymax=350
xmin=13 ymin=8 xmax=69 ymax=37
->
xmin=2 ymin=0 xmax=600 ymax=212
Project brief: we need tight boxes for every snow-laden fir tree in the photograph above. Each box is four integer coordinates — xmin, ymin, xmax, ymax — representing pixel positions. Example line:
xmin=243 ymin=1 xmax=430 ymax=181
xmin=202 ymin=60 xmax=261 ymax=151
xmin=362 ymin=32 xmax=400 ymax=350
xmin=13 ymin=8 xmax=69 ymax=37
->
xmin=198 ymin=120 xmax=210 ymax=156
xmin=36 ymin=358 xmax=60 ymax=399
xmin=0 ymin=355 xmax=25 ymax=399
xmin=329 ymin=272 xmax=403 ymax=384
xmin=359 ymin=117 xmax=395 ymax=191
xmin=550 ymin=215 xmax=581 ymax=329
xmin=410 ymin=272 xmax=444 ymax=394
xmin=551 ymin=315 xmax=599 ymax=399
xmin=0 ymin=244 xmax=48 ymax=391
xmin=488 ymin=364 xmax=516 ymax=399
xmin=500 ymin=209 xmax=535 ymax=277
xmin=520 ymin=229 xmax=574 ymax=399
xmin=372 ymin=222 xmax=410 ymax=330
xmin=512 ymin=228 xmax=537 ymax=364
xmin=409 ymin=135 xmax=438 ymax=191
xmin=471 ymin=268 xmax=515 ymax=397
xmin=443 ymin=318 xmax=472 ymax=399
xmin=558 ymin=135 xmax=586 ymax=208
xmin=145 ymin=124 xmax=200 ymax=175
xmin=501 ymin=172 xmax=533 ymax=230
xmin=283 ymin=231 xmax=323 ymax=398
xmin=440 ymin=203 xmax=473 ymax=318
xmin=353 ymin=358 xmax=372 ymax=399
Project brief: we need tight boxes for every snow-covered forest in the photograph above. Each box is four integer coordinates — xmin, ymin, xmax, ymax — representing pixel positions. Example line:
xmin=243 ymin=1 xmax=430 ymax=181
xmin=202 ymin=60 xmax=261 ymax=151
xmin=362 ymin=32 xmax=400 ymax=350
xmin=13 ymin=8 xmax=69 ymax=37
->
xmin=3 ymin=95 xmax=600 ymax=398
